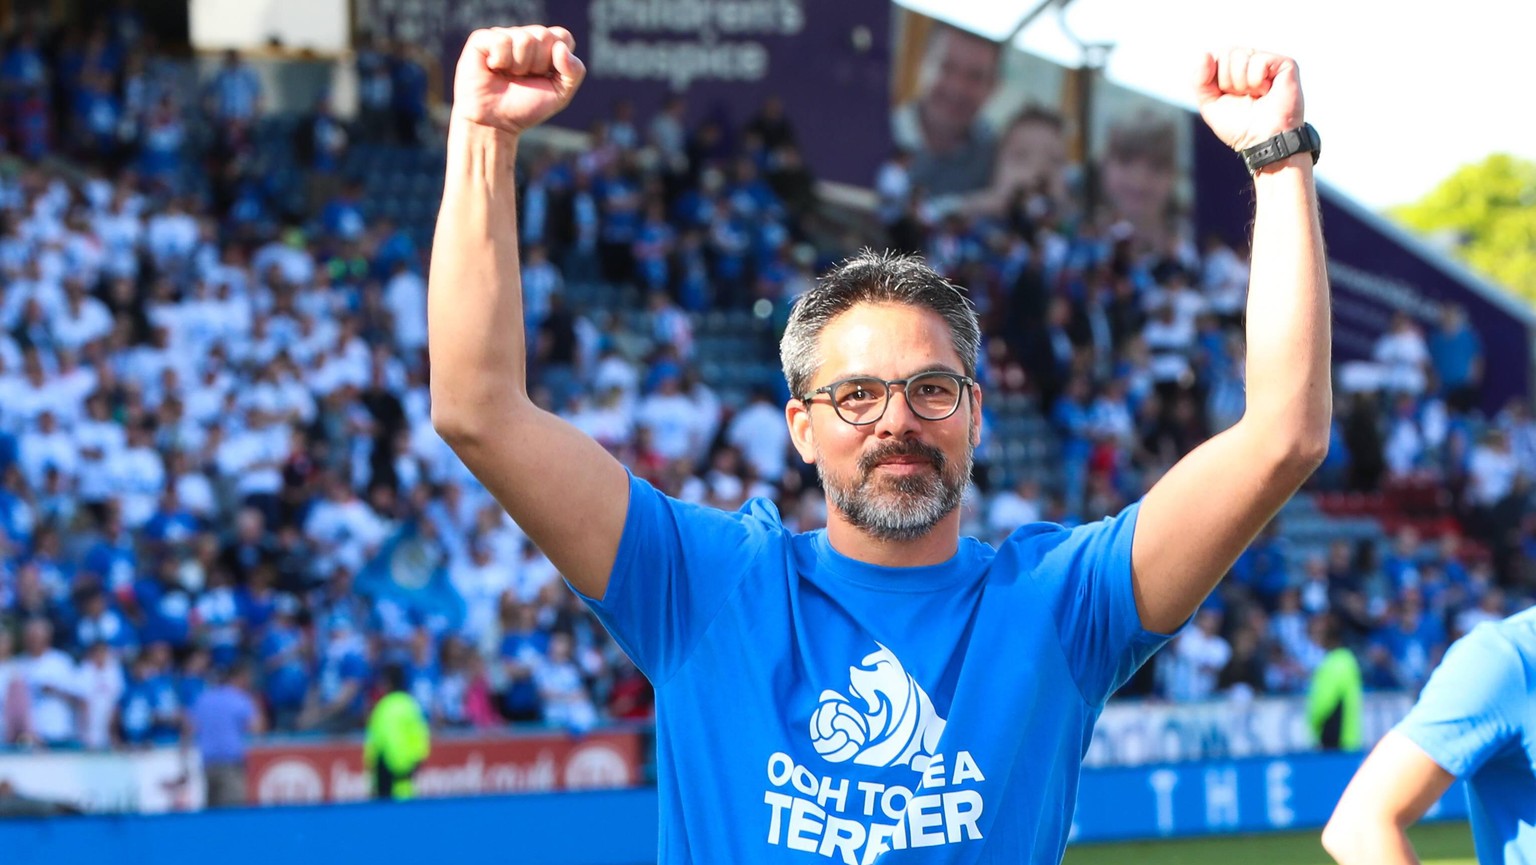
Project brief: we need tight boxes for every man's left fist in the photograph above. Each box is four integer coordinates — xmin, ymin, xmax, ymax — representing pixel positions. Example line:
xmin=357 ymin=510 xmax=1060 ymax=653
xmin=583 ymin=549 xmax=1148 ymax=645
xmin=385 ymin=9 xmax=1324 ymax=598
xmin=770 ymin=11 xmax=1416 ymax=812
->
xmin=1194 ymin=48 xmax=1305 ymax=153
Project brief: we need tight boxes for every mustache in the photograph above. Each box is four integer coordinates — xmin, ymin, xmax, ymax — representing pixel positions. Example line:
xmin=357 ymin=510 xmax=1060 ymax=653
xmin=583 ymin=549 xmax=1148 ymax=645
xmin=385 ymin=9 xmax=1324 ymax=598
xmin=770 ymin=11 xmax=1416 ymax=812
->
xmin=858 ymin=440 xmax=947 ymax=476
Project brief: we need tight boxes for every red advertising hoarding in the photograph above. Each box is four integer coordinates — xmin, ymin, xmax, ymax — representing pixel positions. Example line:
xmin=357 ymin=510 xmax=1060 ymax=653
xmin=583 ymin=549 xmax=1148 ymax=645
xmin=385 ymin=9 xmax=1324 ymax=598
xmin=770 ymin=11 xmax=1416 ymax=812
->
xmin=246 ymin=729 xmax=643 ymax=804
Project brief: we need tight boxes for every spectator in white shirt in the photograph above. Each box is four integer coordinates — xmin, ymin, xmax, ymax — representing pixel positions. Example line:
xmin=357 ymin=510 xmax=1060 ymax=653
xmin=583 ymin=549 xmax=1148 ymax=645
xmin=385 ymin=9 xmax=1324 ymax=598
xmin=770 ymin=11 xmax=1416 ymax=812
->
xmin=874 ymin=150 xmax=913 ymax=225
xmin=6 ymin=350 xmax=64 ymax=431
xmin=520 ymin=244 xmax=562 ymax=337
xmin=726 ymin=388 xmax=790 ymax=482
xmin=450 ymin=539 xmax=515 ymax=645
xmin=1468 ymin=429 xmax=1519 ymax=507
xmin=987 ymin=477 xmax=1044 ymax=542
xmin=1142 ymin=301 xmax=1196 ymax=386
xmin=145 ymin=198 xmax=199 ymax=271
xmin=383 ymin=260 xmax=428 ymax=354
xmin=16 ymin=619 xmax=84 ymax=747
xmin=105 ymin=422 xmax=166 ymax=529
xmin=52 ymin=279 xmax=114 ymax=351
xmin=303 ymin=473 xmax=389 ymax=576
xmin=637 ymin=375 xmax=702 ymax=462
xmin=536 ymin=632 xmax=597 ymax=733
xmin=212 ymin=419 xmax=285 ymax=508
xmin=648 ymin=94 xmax=688 ymax=171
xmin=565 ymin=387 xmax=636 ymax=452
xmin=1160 ymin=608 xmax=1232 ymax=703
xmin=51 ymin=350 xmax=96 ymax=424
xmin=1372 ymin=311 xmax=1430 ymax=396
xmin=17 ymin=409 xmax=78 ymax=491
xmin=1198 ymin=233 xmax=1247 ymax=321
xmin=77 ymin=640 xmax=126 ymax=750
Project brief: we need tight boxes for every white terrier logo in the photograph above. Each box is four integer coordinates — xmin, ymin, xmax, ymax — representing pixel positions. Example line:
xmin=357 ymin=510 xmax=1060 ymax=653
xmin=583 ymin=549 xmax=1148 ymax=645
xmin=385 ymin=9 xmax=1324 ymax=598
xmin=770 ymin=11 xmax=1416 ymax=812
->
xmin=809 ymin=643 xmax=947 ymax=770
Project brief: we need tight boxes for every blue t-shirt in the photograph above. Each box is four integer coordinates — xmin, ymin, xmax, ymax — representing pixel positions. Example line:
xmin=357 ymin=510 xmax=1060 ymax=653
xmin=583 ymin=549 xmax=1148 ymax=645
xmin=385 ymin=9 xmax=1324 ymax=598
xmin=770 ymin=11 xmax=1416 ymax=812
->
xmin=1396 ymin=606 xmax=1536 ymax=865
xmin=260 ymin=625 xmax=310 ymax=710
xmin=577 ymin=474 xmax=1175 ymax=864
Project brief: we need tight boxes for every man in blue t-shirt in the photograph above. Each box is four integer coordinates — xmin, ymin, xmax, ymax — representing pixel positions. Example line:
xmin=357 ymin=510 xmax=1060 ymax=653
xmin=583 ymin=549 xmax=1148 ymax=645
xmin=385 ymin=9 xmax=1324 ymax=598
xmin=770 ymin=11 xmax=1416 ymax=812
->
xmin=1324 ymin=606 xmax=1536 ymax=864
xmin=430 ymin=29 xmax=1331 ymax=864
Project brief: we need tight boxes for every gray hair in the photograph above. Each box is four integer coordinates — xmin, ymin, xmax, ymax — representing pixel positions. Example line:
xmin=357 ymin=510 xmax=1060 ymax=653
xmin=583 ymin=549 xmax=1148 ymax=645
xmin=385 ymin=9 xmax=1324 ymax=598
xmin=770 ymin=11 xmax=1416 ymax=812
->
xmin=780 ymin=249 xmax=981 ymax=400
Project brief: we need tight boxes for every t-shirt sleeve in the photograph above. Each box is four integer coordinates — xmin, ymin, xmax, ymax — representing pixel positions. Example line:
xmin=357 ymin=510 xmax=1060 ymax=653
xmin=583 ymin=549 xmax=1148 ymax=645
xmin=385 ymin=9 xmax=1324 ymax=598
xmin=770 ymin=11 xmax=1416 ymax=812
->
xmin=573 ymin=470 xmax=776 ymax=684
xmin=1046 ymin=502 xmax=1182 ymax=705
xmin=1394 ymin=623 xmax=1524 ymax=778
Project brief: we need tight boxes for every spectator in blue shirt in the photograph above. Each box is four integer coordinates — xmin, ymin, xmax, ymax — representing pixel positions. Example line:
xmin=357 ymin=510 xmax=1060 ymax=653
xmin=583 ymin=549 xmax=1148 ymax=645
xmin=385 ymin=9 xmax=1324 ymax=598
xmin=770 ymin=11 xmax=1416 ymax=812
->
xmin=142 ymin=486 xmax=202 ymax=551
xmin=1373 ymin=588 xmax=1447 ymax=693
xmin=204 ymin=50 xmax=262 ymax=125
xmin=404 ymin=627 xmax=441 ymax=724
xmin=320 ymin=179 xmax=368 ymax=241
xmin=188 ymin=661 xmax=263 ymax=807
xmin=73 ymin=587 xmax=137 ymax=655
xmin=236 ymin=563 xmax=280 ymax=637
xmin=117 ymin=649 xmax=162 ymax=746
xmin=388 ymin=43 xmax=428 ymax=145
xmin=178 ymin=644 xmax=212 ymax=709
xmin=134 ymin=557 xmax=194 ymax=649
xmin=196 ymin=568 xmax=244 ymax=667
xmin=301 ymin=617 xmax=371 ymax=733
xmin=1232 ymin=520 xmax=1293 ymax=608
xmin=1427 ymin=304 xmax=1483 ymax=413
xmin=258 ymin=597 xmax=310 ymax=731
xmin=497 ymin=601 xmax=549 ymax=723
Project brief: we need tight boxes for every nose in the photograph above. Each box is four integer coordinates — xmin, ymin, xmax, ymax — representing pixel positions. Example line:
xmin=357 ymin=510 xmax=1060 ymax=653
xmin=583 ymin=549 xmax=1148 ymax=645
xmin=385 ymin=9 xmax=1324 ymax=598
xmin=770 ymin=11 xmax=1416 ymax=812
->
xmin=872 ymin=383 xmax=924 ymax=439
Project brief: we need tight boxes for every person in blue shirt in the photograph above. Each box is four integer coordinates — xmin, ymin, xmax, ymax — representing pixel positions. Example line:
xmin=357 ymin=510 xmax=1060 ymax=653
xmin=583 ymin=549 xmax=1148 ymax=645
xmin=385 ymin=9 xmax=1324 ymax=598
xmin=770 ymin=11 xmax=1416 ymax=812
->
xmin=177 ymin=645 xmax=212 ymax=710
xmin=1426 ymin=303 xmax=1483 ymax=413
xmin=83 ymin=508 xmax=139 ymax=596
xmin=1325 ymin=606 xmax=1536 ymax=864
xmin=73 ymin=587 xmax=138 ymax=655
xmin=117 ymin=650 xmax=163 ymax=747
xmin=133 ymin=557 xmax=194 ymax=649
xmin=258 ymin=598 xmax=310 ymax=731
xmin=497 ymin=601 xmax=550 ymax=723
xmin=301 ymin=617 xmax=371 ymax=733
xmin=129 ymin=640 xmax=184 ymax=745
xmin=431 ymin=30 xmax=1330 ymax=864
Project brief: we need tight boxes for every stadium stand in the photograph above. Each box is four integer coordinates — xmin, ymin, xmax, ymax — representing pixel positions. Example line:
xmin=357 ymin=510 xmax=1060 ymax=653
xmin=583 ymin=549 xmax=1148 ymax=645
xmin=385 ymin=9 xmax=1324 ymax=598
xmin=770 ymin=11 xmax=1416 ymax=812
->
xmin=0 ymin=14 xmax=1532 ymax=760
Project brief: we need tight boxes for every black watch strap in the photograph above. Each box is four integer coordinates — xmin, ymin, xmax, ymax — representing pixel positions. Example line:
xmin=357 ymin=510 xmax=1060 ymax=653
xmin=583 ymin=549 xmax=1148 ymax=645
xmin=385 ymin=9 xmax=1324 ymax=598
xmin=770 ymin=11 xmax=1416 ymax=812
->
xmin=1240 ymin=122 xmax=1320 ymax=174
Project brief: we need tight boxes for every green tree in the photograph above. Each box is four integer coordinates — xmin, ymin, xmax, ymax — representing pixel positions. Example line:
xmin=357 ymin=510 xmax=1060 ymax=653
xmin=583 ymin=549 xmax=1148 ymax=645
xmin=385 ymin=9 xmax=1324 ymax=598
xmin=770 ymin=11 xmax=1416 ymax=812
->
xmin=1390 ymin=154 xmax=1536 ymax=304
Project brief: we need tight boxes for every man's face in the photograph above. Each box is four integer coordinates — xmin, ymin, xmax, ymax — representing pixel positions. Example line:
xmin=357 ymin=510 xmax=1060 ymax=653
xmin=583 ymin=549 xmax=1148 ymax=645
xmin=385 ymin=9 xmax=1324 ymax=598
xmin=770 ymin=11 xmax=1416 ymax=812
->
xmin=994 ymin=120 xmax=1066 ymax=196
xmin=789 ymin=303 xmax=979 ymax=541
xmin=1101 ymin=153 xmax=1175 ymax=226
xmin=919 ymin=30 xmax=998 ymax=142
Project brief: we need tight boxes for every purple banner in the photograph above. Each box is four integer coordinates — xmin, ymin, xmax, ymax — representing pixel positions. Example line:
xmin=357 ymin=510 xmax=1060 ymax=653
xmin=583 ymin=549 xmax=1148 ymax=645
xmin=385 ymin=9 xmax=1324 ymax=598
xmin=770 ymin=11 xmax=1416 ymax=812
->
xmin=356 ymin=0 xmax=895 ymax=188
xmin=559 ymin=0 xmax=893 ymax=187
xmin=1193 ymin=121 xmax=1532 ymax=412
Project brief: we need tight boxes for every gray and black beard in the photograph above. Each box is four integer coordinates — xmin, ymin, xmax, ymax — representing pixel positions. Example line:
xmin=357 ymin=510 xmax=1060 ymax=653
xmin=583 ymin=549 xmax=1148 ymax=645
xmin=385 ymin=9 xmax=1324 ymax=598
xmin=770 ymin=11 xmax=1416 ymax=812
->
xmin=817 ymin=436 xmax=974 ymax=542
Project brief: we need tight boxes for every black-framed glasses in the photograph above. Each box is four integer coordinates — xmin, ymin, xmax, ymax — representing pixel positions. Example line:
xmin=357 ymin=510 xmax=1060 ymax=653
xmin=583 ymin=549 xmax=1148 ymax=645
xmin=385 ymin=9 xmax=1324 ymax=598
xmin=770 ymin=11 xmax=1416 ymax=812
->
xmin=801 ymin=372 xmax=975 ymax=426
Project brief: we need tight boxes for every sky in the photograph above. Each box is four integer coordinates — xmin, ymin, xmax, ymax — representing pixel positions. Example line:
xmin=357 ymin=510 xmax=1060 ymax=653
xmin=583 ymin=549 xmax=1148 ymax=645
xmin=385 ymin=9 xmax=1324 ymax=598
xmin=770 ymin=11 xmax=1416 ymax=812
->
xmin=896 ymin=0 xmax=1536 ymax=211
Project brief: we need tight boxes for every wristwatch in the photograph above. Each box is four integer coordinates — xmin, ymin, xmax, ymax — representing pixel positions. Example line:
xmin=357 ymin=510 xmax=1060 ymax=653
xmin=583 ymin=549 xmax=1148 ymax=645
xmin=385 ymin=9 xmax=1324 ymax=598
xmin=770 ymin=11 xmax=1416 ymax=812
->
xmin=1240 ymin=123 xmax=1320 ymax=174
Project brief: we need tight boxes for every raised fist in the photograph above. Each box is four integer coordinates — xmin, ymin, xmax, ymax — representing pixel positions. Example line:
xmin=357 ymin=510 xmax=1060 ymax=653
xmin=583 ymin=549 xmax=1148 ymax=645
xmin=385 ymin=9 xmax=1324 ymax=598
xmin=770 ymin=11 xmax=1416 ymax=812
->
xmin=1194 ymin=48 xmax=1304 ymax=153
xmin=452 ymin=25 xmax=586 ymax=136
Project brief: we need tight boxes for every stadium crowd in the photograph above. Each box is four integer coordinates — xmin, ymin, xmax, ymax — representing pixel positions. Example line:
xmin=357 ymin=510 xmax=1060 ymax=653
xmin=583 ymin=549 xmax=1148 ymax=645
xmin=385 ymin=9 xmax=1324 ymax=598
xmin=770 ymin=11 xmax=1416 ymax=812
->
xmin=0 ymin=17 xmax=1533 ymax=754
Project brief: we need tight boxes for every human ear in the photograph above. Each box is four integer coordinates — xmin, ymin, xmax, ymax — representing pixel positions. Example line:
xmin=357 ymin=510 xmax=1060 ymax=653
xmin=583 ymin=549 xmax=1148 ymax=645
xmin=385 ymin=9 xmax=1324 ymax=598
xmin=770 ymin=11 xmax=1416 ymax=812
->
xmin=786 ymin=398 xmax=817 ymax=464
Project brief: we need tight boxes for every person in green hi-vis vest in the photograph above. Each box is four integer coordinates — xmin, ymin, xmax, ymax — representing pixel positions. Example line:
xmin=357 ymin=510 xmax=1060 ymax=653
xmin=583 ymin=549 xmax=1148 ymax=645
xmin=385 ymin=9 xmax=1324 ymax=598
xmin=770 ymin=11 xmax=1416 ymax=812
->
xmin=364 ymin=663 xmax=431 ymax=799
xmin=1307 ymin=612 xmax=1363 ymax=751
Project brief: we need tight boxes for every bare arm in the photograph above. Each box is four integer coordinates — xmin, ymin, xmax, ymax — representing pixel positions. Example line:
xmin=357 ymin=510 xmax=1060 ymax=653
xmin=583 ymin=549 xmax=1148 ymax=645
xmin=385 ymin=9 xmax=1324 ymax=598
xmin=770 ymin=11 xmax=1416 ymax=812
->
xmin=1131 ymin=49 xmax=1331 ymax=633
xmin=428 ymin=26 xmax=628 ymax=599
xmin=1321 ymin=731 xmax=1455 ymax=865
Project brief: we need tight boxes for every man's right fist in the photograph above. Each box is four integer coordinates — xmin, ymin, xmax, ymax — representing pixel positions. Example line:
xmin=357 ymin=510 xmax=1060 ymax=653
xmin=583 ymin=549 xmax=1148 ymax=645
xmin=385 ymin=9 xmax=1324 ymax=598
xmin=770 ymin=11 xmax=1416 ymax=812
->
xmin=452 ymin=26 xmax=586 ymax=136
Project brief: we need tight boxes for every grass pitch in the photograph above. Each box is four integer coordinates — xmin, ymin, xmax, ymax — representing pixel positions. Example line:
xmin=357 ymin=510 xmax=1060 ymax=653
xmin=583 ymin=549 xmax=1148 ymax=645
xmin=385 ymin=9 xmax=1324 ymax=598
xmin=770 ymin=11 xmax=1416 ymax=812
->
xmin=1062 ymin=821 xmax=1474 ymax=864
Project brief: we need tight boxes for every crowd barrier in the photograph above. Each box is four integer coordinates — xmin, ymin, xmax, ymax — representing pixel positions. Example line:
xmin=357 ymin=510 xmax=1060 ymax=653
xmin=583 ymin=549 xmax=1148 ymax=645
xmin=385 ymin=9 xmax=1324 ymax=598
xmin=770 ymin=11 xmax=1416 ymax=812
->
xmin=0 ymin=750 xmax=1469 ymax=864
xmin=1086 ymin=693 xmax=1415 ymax=767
